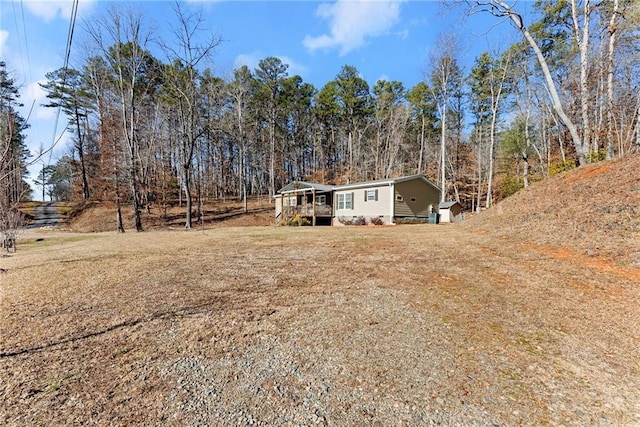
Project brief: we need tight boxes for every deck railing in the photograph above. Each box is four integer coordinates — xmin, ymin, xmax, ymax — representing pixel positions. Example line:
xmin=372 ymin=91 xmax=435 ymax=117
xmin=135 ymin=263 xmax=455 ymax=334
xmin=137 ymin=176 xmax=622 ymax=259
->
xmin=283 ymin=204 xmax=332 ymax=217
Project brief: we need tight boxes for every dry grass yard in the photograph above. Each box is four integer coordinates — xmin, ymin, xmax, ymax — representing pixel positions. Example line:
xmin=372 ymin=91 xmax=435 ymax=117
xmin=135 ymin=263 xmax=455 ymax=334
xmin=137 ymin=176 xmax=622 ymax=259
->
xmin=2 ymin=156 xmax=640 ymax=426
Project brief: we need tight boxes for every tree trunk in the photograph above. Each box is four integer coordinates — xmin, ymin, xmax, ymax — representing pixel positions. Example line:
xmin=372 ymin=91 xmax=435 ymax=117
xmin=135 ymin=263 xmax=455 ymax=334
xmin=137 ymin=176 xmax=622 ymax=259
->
xmin=439 ymin=100 xmax=447 ymax=203
xmin=606 ymin=0 xmax=619 ymax=160
xmin=130 ymin=148 xmax=143 ymax=232
xmin=486 ymin=113 xmax=496 ymax=209
xmin=269 ymin=113 xmax=276 ymax=202
xmin=572 ymin=0 xmax=592 ymax=158
xmin=486 ymin=53 xmax=509 ymax=209
xmin=73 ymin=100 xmax=90 ymax=200
xmin=114 ymin=135 xmax=125 ymax=233
xmin=417 ymin=116 xmax=425 ymax=174
xmin=184 ymin=170 xmax=192 ymax=229
xmin=490 ymin=0 xmax=587 ymax=166
xmin=523 ymin=111 xmax=531 ymax=188
xmin=115 ymin=193 xmax=125 ymax=233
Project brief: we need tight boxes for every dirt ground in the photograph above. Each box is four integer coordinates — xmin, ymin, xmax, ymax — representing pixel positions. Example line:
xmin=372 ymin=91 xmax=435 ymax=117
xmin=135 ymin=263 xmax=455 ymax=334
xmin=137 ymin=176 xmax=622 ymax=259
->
xmin=2 ymin=156 xmax=639 ymax=426
xmin=66 ymin=199 xmax=274 ymax=233
xmin=466 ymin=154 xmax=640 ymax=269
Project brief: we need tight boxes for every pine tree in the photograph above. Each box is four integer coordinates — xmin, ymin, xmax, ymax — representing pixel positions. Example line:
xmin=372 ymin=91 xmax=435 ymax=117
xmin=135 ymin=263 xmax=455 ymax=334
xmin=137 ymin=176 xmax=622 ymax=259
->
xmin=0 ymin=62 xmax=30 ymax=250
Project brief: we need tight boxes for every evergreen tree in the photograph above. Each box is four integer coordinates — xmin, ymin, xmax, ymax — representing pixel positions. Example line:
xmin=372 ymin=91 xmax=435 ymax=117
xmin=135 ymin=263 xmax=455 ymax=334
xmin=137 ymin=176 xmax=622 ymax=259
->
xmin=0 ymin=61 xmax=30 ymax=249
xmin=0 ymin=61 xmax=31 ymax=206
xmin=254 ymin=56 xmax=288 ymax=199
xmin=334 ymin=65 xmax=372 ymax=181
xmin=40 ymin=67 xmax=95 ymax=200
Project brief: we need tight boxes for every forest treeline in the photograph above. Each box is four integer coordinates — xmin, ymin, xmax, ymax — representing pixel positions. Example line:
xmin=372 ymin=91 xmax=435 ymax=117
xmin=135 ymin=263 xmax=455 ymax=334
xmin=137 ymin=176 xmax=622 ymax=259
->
xmin=2 ymin=1 xmax=639 ymax=231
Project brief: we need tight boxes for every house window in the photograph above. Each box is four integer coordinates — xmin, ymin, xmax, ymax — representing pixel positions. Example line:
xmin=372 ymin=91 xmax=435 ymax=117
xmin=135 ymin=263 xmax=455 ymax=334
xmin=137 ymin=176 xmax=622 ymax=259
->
xmin=338 ymin=193 xmax=353 ymax=210
xmin=284 ymin=197 xmax=297 ymax=207
xmin=410 ymin=197 xmax=416 ymax=202
xmin=365 ymin=189 xmax=378 ymax=201
xmin=316 ymin=195 xmax=326 ymax=205
xmin=396 ymin=195 xmax=403 ymax=202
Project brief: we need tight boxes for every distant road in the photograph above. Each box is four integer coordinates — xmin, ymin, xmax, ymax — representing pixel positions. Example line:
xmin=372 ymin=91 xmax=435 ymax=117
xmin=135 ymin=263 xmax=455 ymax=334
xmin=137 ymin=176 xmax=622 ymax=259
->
xmin=26 ymin=202 xmax=63 ymax=229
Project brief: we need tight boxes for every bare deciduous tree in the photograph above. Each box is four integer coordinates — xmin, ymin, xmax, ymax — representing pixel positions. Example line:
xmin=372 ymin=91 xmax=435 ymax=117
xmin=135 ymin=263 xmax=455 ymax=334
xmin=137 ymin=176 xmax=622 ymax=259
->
xmin=470 ymin=0 xmax=587 ymax=166
xmin=160 ymin=2 xmax=220 ymax=229
xmin=0 ymin=62 xmax=27 ymax=251
xmin=428 ymin=33 xmax=462 ymax=202
xmin=87 ymin=7 xmax=155 ymax=232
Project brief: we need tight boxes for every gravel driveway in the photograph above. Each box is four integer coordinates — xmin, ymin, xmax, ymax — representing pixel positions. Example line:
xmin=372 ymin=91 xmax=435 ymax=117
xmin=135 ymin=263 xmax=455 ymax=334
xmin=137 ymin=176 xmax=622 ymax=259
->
xmin=25 ymin=202 xmax=62 ymax=229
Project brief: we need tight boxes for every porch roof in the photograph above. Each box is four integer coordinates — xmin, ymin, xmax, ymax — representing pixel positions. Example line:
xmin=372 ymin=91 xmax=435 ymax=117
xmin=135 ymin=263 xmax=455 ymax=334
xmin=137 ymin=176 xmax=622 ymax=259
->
xmin=278 ymin=181 xmax=335 ymax=194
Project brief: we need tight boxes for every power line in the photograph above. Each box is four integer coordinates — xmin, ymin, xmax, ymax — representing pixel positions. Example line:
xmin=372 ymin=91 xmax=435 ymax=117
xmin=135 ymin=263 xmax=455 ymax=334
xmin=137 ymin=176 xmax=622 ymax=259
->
xmin=10 ymin=2 xmax=26 ymax=81
xmin=31 ymin=0 xmax=80 ymax=166
xmin=19 ymin=0 xmax=33 ymax=86
xmin=16 ymin=0 xmax=40 ymax=154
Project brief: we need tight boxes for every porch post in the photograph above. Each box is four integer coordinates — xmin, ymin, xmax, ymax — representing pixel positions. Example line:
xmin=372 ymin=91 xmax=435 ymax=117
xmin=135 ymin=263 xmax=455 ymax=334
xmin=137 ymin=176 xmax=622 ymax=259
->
xmin=389 ymin=182 xmax=395 ymax=225
xmin=288 ymin=192 xmax=293 ymax=223
xmin=312 ymin=189 xmax=316 ymax=226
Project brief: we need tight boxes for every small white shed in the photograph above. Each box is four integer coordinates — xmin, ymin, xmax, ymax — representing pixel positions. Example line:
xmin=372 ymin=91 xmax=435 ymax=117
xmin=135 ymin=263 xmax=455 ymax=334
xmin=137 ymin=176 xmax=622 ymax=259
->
xmin=439 ymin=201 xmax=464 ymax=223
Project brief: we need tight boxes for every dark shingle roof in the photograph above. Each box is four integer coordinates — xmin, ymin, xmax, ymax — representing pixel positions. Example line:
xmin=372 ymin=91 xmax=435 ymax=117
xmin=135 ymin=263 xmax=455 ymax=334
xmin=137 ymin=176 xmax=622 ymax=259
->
xmin=335 ymin=174 xmax=440 ymax=192
xmin=278 ymin=175 xmax=441 ymax=194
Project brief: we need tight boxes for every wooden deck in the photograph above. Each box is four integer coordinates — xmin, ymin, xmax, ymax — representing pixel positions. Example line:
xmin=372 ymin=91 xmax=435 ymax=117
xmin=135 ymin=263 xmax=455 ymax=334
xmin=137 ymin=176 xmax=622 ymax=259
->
xmin=283 ymin=204 xmax=332 ymax=217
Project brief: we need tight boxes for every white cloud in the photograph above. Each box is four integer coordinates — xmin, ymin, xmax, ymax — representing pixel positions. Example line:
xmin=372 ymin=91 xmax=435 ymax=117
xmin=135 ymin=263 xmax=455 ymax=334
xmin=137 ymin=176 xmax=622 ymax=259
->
xmin=233 ymin=53 xmax=261 ymax=71
xmin=276 ymin=55 xmax=308 ymax=77
xmin=0 ymin=30 xmax=9 ymax=58
xmin=233 ymin=53 xmax=307 ymax=77
xmin=18 ymin=78 xmax=68 ymax=175
xmin=304 ymin=0 xmax=405 ymax=56
xmin=23 ymin=0 xmax=96 ymax=23
xmin=376 ymin=74 xmax=390 ymax=84
xmin=25 ymin=80 xmax=55 ymax=120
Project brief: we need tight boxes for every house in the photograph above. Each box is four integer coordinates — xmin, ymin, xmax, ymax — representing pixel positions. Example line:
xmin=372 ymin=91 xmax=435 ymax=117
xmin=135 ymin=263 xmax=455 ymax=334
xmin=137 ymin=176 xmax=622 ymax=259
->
xmin=438 ymin=201 xmax=464 ymax=223
xmin=275 ymin=175 xmax=441 ymax=226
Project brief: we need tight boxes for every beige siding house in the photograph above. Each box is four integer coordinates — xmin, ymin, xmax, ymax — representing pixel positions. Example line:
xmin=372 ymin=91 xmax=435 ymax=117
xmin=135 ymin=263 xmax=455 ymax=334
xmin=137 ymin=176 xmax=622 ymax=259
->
xmin=276 ymin=175 xmax=441 ymax=226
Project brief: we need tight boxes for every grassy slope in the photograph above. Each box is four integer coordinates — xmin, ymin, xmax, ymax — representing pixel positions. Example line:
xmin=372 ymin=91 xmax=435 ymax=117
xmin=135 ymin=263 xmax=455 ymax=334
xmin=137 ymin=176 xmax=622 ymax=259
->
xmin=65 ymin=199 xmax=274 ymax=232
xmin=465 ymin=154 xmax=640 ymax=268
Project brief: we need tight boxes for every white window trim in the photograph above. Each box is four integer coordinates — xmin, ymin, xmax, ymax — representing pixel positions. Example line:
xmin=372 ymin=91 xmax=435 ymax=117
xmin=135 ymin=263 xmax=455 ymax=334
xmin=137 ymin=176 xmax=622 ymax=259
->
xmin=337 ymin=193 xmax=353 ymax=210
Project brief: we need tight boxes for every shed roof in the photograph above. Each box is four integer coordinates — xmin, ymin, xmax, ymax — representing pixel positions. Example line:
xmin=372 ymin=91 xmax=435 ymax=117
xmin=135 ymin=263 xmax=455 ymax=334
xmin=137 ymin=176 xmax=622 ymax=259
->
xmin=439 ymin=201 xmax=461 ymax=209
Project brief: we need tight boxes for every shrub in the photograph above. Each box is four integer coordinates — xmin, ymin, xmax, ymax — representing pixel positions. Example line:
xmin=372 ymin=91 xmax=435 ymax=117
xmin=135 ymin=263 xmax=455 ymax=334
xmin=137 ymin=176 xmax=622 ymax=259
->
xmin=337 ymin=216 xmax=367 ymax=225
xmin=587 ymin=149 xmax=607 ymax=163
xmin=287 ymin=213 xmax=310 ymax=226
xmin=353 ymin=216 xmax=367 ymax=226
xmin=549 ymin=159 xmax=577 ymax=176
xmin=337 ymin=217 xmax=353 ymax=225
xmin=370 ymin=217 xmax=384 ymax=226
xmin=502 ymin=176 xmax=524 ymax=198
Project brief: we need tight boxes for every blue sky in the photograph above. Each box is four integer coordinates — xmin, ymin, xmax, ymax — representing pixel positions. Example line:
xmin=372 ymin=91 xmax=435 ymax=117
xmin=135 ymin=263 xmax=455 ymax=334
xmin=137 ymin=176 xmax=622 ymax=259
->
xmin=1 ymin=0 xmax=530 ymax=194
